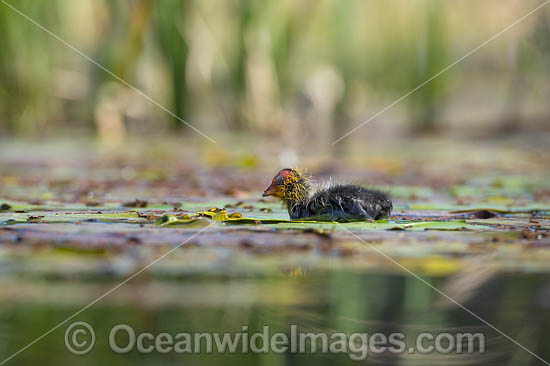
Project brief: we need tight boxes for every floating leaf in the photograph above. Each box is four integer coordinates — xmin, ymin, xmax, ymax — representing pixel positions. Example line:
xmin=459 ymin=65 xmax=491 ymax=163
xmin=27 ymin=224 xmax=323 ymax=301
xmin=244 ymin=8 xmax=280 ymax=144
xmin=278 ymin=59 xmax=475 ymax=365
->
xmin=27 ymin=215 xmax=45 ymax=223
xmin=156 ymin=214 xmax=209 ymax=227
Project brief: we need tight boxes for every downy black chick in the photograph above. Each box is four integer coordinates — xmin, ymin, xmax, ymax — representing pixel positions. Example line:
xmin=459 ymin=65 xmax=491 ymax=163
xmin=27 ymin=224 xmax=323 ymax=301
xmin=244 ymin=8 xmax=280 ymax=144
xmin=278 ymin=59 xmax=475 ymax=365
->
xmin=262 ymin=168 xmax=392 ymax=222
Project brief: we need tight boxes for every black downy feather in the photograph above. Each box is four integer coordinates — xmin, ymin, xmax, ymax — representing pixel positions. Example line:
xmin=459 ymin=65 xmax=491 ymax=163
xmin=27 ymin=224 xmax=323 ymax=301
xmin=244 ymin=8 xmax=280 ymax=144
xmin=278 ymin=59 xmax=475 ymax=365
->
xmin=289 ymin=183 xmax=393 ymax=222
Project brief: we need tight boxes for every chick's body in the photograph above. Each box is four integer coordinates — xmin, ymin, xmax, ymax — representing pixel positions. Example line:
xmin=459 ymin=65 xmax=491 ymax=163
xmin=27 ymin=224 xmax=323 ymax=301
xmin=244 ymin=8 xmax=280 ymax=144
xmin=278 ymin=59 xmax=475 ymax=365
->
xmin=263 ymin=169 xmax=392 ymax=222
xmin=291 ymin=183 xmax=392 ymax=221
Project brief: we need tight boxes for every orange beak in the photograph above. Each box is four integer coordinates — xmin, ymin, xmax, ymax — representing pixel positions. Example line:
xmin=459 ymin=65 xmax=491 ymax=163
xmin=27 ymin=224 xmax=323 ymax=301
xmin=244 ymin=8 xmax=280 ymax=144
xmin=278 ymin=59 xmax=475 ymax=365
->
xmin=262 ymin=182 xmax=278 ymax=197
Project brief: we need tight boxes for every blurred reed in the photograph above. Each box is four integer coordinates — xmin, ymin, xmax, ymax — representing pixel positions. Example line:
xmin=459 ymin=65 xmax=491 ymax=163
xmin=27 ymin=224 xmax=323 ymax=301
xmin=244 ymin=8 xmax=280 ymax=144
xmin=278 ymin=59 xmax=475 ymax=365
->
xmin=0 ymin=0 xmax=549 ymax=143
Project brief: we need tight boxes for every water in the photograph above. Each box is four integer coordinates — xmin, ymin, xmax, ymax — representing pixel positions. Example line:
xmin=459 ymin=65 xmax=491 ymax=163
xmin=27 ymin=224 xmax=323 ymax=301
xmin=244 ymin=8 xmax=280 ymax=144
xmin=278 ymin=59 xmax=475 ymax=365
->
xmin=0 ymin=269 xmax=549 ymax=365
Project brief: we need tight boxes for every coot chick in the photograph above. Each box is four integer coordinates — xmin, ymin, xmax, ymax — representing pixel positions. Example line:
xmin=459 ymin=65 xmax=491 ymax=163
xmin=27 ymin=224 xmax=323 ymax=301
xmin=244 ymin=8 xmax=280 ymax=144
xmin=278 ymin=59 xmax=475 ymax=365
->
xmin=262 ymin=168 xmax=392 ymax=222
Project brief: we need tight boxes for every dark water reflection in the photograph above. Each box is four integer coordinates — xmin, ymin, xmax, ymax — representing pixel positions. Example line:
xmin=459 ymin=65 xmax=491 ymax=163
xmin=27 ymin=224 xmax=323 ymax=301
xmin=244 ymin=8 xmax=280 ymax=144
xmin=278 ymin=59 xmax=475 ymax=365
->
xmin=1 ymin=270 xmax=549 ymax=365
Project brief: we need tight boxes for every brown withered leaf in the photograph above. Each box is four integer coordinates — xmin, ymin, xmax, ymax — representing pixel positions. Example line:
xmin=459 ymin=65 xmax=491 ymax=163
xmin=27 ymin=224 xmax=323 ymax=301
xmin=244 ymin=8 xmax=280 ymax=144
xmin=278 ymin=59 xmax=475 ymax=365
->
xmin=122 ymin=199 xmax=148 ymax=208
xmin=0 ymin=203 xmax=12 ymax=211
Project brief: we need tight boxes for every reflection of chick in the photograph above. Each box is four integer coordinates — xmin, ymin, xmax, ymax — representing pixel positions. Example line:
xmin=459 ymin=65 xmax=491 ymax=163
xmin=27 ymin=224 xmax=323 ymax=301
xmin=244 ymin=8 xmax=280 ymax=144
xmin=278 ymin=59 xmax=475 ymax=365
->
xmin=262 ymin=168 xmax=392 ymax=222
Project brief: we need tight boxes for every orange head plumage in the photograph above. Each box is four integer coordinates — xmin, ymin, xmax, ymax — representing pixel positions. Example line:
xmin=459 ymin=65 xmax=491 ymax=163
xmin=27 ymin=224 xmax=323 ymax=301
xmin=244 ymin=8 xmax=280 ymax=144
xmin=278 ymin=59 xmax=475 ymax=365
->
xmin=262 ymin=168 xmax=310 ymax=206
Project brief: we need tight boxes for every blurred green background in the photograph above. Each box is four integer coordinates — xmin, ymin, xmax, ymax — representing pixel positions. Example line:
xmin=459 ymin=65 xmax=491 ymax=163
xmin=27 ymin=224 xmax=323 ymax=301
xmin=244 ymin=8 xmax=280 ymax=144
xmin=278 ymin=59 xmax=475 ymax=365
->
xmin=1 ymin=0 xmax=549 ymax=146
